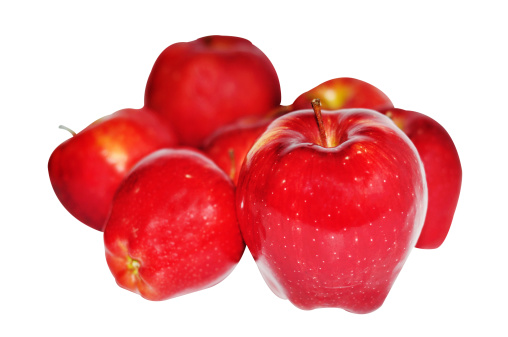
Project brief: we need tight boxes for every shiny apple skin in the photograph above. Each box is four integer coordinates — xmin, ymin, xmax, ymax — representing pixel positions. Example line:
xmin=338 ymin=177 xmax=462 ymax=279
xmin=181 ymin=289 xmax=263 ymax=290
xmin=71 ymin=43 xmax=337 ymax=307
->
xmin=236 ymin=109 xmax=427 ymax=313
xmin=291 ymin=77 xmax=393 ymax=112
xmin=202 ymin=116 xmax=272 ymax=184
xmin=144 ymin=35 xmax=282 ymax=147
xmin=104 ymin=148 xmax=245 ymax=301
xmin=48 ymin=108 xmax=179 ymax=231
xmin=381 ymin=108 xmax=462 ymax=249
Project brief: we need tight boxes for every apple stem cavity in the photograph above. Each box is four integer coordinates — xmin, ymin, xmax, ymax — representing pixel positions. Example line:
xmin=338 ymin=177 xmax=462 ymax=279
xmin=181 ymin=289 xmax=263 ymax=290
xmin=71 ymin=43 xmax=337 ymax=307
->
xmin=228 ymin=148 xmax=236 ymax=181
xmin=59 ymin=125 xmax=76 ymax=137
xmin=311 ymin=99 xmax=328 ymax=147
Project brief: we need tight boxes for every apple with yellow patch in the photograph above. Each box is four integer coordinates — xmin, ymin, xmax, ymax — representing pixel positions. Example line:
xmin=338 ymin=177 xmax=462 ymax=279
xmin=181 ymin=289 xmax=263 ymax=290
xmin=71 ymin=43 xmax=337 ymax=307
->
xmin=48 ymin=108 xmax=179 ymax=231
xmin=291 ymin=77 xmax=393 ymax=112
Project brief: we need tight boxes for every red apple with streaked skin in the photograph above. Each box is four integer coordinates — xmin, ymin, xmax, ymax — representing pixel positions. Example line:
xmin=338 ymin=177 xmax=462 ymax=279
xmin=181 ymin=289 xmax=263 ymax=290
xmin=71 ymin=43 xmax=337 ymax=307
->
xmin=104 ymin=148 xmax=245 ymax=300
xmin=291 ymin=77 xmax=393 ymax=112
xmin=144 ymin=35 xmax=282 ymax=147
xmin=380 ymin=108 xmax=462 ymax=249
xmin=48 ymin=108 xmax=179 ymax=231
xmin=236 ymin=101 xmax=427 ymax=313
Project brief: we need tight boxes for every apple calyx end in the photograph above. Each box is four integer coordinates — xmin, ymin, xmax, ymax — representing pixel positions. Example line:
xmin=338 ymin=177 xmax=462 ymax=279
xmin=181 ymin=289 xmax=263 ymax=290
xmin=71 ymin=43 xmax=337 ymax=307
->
xmin=58 ymin=125 xmax=76 ymax=137
xmin=311 ymin=99 xmax=328 ymax=147
xmin=126 ymin=255 xmax=141 ymax=276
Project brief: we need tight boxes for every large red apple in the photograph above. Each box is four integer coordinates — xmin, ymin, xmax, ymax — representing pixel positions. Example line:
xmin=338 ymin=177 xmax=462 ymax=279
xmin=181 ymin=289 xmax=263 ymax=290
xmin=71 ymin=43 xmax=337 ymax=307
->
xmin=144 ymin=35 xmax=282 ymax=147
xmin=104 ymin=148 xmax=245 ymax=300
xmin=291 ymin=77 xmax=393 ymax=112
xmin=48 ymin=108 xmax=178 ymax=231
xmin=380 ymin=108 xmax=462 ymax=249
xmin=236 ymin=101 xmax=427 ymax=313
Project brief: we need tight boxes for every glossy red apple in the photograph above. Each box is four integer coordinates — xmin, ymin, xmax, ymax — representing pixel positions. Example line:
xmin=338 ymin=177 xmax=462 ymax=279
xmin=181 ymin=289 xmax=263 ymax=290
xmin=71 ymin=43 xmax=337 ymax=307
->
xmin=104 ymin=148 xmax=245 ymax=300
xmin=144 ymin=35 xmax=282 ymax=147
xmin=291 ymin=77 xmax=393 ymax=112
xmin=202 ymin=116 xmax=273 ymax=184
xmin=236 ymin=101 xmax=427 ymax=313
xmin=48 ymin=108 xmax=178 ymax=231
xmin=380 ymin=108 xmax=462 ymax=249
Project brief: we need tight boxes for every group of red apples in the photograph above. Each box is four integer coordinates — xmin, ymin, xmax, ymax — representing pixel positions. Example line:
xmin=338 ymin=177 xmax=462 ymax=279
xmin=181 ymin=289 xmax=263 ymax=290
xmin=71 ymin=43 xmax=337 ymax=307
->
xmin=48 ymin=35 xmax=462 ymax=314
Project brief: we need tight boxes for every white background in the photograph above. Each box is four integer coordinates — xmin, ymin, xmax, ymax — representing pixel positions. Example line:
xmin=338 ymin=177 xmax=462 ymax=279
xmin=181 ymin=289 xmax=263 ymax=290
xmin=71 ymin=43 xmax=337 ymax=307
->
xmin=1 ymin=1 xmax=507 ymax=336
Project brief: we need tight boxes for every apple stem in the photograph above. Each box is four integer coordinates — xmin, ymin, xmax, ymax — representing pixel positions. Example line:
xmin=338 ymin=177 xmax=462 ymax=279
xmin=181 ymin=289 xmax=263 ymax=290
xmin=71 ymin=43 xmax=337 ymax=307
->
xmin=228 ymin=148 xmax=236 ymax=181
xmin=59 ymin=125 xmax=76 ymax=137
xmin=311 ymin=99 xmax=327 ymax=147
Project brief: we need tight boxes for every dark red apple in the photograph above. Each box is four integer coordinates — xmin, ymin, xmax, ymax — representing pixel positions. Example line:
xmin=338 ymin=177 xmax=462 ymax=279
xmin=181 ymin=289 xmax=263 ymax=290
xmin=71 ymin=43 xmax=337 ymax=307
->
xmin=291 ymin=77 xmax=393 ymax=112
xmin=236 ymin=101 xmax=427 ymax=313
xmin=104 ymin=148 xmax=245 ymax=300
xmin=144 ymin=35 xmax=282 ymax=147
xmin=381 ymin=108 xmax=462 ymax=249
xmin=48 ymin=108 xmax=179 ymax=231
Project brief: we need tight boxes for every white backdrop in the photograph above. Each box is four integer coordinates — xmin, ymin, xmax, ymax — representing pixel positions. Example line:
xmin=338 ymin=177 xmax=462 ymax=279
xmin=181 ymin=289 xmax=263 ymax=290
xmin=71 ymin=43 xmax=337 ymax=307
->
xmin=1 ymin=1 xmax=506 ymax=336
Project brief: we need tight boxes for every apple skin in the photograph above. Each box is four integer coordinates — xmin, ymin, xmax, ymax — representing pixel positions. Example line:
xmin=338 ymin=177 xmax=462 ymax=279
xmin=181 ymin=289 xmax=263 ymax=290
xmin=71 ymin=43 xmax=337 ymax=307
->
xmin=103 ymin=148 xmax=245 ymax=301
xmin=291 ymin=77 xmax=394 ymax=112
xmin=48 ymin=108 xmax=179 ymax=231
xmin=201 ymin=105 xmax=293 ymax=184
xmin=144 ymin=35 xmax=282 ymax=147
xmin=380 ymin=108 xmax=462 ymax=249
xmin=202 ymin=116 xmax=273 ymax=184
xmin=236 ymin=108 xmax=427 ymax=313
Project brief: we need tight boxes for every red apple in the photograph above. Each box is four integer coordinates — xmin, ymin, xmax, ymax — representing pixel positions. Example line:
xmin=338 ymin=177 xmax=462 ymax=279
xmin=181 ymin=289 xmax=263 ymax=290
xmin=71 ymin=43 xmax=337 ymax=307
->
xmin=380 ymin=108 xmax=462 ymax=249
xmin=291 ymin=77 xmax=393 ymax=112
xmin=104 ymin=148 xmax=245 ymax=300
xmin=48 ymin=108 xmax=178 ymax=231
xmin=144 ymin=35 xmax=282 ymax=147
xmin=202 ymin=116 xmax=273 ymax=184
xmin=236 ymin=101 xmax=427 ymax=313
